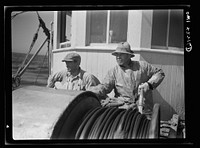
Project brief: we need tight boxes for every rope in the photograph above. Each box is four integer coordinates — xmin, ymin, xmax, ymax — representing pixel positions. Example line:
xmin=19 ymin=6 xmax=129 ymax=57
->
xmin=34 ymin=48 xmax=48 ymax=85
xmin=75 ymin=106 xmax=151 ymax=139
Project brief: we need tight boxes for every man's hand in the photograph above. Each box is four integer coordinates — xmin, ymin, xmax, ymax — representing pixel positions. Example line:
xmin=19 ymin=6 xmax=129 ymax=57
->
xmin=138 ymin=82 xmax=150 ymax=94
xmin=54 ymin=82 xmax=64 ymax=89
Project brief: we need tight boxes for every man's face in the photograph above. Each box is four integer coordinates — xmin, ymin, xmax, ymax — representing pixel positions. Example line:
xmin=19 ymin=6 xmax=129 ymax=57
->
xmin=65 ymin=60 xmax=79 ymax=73
xmin=115 ymin=53 xmax=132 ymax=66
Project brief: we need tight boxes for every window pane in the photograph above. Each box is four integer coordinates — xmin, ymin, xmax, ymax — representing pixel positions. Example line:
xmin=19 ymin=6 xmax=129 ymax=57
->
xmin=59 ymin=11 xmax=72 ymax=48
xmin=90 ymin=10 xmax=107 ymax=43
xmin=65 ymin=11 xmax=72 ymax=42
xmin=151 ymin=10 xmax=168 ymax=49
xmin=60 ymin=11 xmax=66 ymax=43
xmin=168 ymin=10 xmax=184 ymax=48
xmin=110 ymin=10 xmax=128 ymax=43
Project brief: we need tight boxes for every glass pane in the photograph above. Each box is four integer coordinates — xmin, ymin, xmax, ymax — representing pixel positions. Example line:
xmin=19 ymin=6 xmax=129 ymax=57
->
xmin=60 ymin=11 xmax=71 ymax=48
xmin=90 ymin=10 xmax=107 ymax=43
xmin=168 ymin=10 xmax=184 ymax=49
xmin=65 ymin=11 xmax=72 ymax=42
xmin=151 ymin=10 xmax=168 ymax=49
xmin=109 ymin=10 xmax=128 ymax=43
xmin=60 ymin=11 xmax=66 ymax=43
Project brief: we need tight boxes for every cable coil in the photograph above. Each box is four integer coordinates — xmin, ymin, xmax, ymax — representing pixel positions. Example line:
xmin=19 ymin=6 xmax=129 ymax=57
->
xmin=75 ymin=106 xmax=155 ymax=139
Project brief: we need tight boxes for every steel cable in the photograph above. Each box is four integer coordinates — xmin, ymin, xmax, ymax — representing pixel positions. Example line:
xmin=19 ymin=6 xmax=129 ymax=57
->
xmin=78 ymin=107 xmax=107 ymax=139
xmin=75 ymin=106 xmax=152 ymax=139
xmin=99 ymin=108 xmax=123 ymax=139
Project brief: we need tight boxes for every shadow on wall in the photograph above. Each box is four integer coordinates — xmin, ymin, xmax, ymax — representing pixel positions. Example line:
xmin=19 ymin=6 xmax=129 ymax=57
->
xmin=153 ymin=89 xmax=177 ymax=121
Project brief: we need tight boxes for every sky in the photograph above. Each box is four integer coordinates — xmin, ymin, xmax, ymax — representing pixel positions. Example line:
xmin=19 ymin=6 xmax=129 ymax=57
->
xmin=11 ymin=11 xmax=54 ymax=55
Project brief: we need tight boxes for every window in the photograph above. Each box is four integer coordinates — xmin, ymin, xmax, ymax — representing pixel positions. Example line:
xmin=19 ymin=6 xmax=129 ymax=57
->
xmin=86 ymin=10 xmax=128 ymax=45
xmin=59 ymin=11 xmax=72 ymax=48
xmin=151 ymin=9 xmax=184 ymax=51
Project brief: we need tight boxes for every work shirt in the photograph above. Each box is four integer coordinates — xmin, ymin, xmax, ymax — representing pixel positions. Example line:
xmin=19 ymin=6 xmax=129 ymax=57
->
xmin=47 ymin=68 xmax=100 ymax=91
xmin=90 ymin=60 xmax=165 ymax=103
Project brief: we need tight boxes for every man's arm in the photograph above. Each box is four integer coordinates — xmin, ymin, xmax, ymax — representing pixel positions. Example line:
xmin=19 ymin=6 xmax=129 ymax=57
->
xmin=46 ymin=70 xmax=64 ymax=88
xmin=84 ymin=74 xmax=100 ymax=90
xmin=89 ymin=68 xmax=115 ymax=99
xmin=138 ymin=62 xmax=165 ymax=96
xmin=145 ymin=62 xmax=165 ymax=89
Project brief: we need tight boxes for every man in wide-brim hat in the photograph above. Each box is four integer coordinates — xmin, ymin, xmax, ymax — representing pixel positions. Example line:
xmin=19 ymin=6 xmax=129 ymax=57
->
xmin=89 ymin=42 xmax=165 ymax=112
xmin=111 ymin=42 xmax=135 ymax=57
xmin=111 ymin=42 xmax=135 ymax=68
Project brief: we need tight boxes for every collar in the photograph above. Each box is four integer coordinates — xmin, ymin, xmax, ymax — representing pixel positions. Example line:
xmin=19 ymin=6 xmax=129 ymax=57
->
xmin=66 ymin=67 xmax=84 ymax=79
xmin=119 ymin=60 xmax=133 ymax=69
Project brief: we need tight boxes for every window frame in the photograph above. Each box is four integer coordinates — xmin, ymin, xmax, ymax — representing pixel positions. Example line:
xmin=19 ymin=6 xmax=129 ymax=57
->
xmin=59 ymin=11 xmax=72 ymax=48
xmin=151 ymin=9 xmax=184 ymax=51
xmin=86 ymin=10 xmax=128 ymax=46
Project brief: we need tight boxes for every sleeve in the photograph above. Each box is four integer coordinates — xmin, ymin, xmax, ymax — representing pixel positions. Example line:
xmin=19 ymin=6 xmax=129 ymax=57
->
xmin=89 ymin=68 xmax=115 ymax=98
xmin=84 ymin=74 xmax=100 ymax=90
xmin=46 ymin=70 xmax=65 ymax=88
xmin=143 ymin=62 xmax=165 ymax=89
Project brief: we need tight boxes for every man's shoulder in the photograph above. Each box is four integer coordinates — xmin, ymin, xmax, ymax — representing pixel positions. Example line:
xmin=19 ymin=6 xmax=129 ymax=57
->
xmin=81 ymin=70 xmax=100 ymax=83
xmin=133 ymin=60 xmax=149 ymax=67
xmin=107 ymin=65 xmax=119 ymax=74
xmin=52 ymin=69 xmax=67 ymax=76
xmin=81 ymin=69 xmax=96 ymax=79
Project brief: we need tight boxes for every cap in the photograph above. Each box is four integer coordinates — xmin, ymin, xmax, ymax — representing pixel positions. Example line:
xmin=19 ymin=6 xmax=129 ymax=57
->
xmin=111 ymin=42 xmax=135 ymax=57
xmin=62 ymin=52 xmax=81 ymax=62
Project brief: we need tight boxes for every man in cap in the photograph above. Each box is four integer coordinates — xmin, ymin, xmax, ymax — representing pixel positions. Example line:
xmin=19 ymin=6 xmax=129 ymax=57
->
xmin=47 ymin=52 xmax=100 ymax=90
xmin=89 ymin=42 xmax=165 ymax=111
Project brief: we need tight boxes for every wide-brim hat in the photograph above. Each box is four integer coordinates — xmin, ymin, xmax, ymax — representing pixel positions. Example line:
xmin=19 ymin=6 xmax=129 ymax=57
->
xmin=112 ymin=42 xmax=135 ymax=57
xmin=62 ymin=52 xmax=81 ymax=62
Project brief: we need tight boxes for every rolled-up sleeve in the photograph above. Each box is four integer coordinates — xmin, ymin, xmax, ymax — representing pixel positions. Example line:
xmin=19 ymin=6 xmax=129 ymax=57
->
xmin=84 ymin=74 xmax=100 ymax=90
xmin=46 ymin=71 xmax=64 ymax=88
xmin=145 ymin=62 xmax=165 ymax=89
xmin=90 ymin=68 xmax=115 ymax=98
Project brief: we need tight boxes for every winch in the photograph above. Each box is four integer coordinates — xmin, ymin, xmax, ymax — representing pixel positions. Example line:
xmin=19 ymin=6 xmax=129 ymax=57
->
xmin=12 ymin=85 xmax=161 ymax=140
